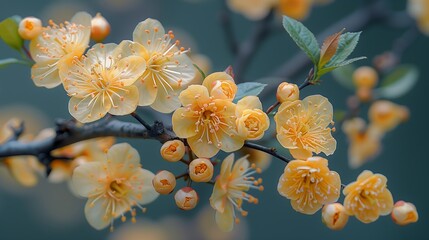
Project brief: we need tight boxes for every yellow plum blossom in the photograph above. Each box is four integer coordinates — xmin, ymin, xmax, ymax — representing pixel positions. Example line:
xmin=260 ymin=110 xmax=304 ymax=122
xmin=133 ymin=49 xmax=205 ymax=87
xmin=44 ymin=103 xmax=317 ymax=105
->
xmin=275 ymin=95 xmax=336 ymax=159
xmin=277 ymin=157 xmax=341 ymax=214
xmin=202 ymin=72 xmax=237 ymax=101
xmin=408 ymin=0 xmax=429 ymax=35
xmin=0 ymin=116 xmax=45 ymax=187
xmin=71 ymin=143 xmax=159 ymax=230
xmin=368 ymin=100 xmax=409 ymax=133
xmin=30 ymin=12 xmax=91 ymax=88
xmin=172 ymin=73 xmax=244 ymax=158
xmin=210 ymin=154 xmax=263 ymax=232
xmin=278 ymin=0 xmax=312 ymax=20
xmin=61 ymin=42 xmax=146 ymax=123
xmin=342 ymin=118 xmax=382 ymax=169
xmin=121 ymin=18 xmax=195 ymax=113
xmin=343 ymin=170 xmax=394 ymax=223
xmin=235 ymin=96 xmax=270 ymax=140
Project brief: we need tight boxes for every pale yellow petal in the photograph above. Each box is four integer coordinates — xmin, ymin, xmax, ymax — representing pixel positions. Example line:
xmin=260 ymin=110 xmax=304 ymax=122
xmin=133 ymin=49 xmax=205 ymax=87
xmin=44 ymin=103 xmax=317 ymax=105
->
xmin=108 ymin=85 xmax=139 ymax=116
xmin=6 ymin=157 xmax=39 ymax=187
xmin=68 ymin=95 xmax=111 ymax=123
xmin=112 ymin=55 xmax=146 ymax=86
xmin=188 ymin=134 xmax=219 ymax=158
xmin=378 ymin=188 xmax=394 ymax=216
xmin=86 ymin=43 xmax=118 ymax=67
xmin=31 ymin=59 xmax=62 ymax=88
xmin=133 ymin=18 xmax=165 ymax=52
xmin=178 ymin=85 xmax=210 ymax=106
xmin=236 ymin=96 xmax=263 ymax=116
xmin=215 ymin=202 xmax=235 ymax=232
xmin=172 ymin=108 xmax=198 ymax=138
xmin=84 ymin=197 xmax=110 ymax=230
xmin=289 ymin=148 xmax=312 ymax=160
xmin=107 ymin=143 xmax=140 ymax=167
xmin=71 ymin=162 xmax=106 ymax=197
xmin=150 ymin=87 xmax=181 ymax=113
xmin=202 ymin=72 xmax=234 ymax=92
xmin=219 ymin=131 xmax=245 ymax=153
xmin=128 ymin=168 xmax=159 ymax=205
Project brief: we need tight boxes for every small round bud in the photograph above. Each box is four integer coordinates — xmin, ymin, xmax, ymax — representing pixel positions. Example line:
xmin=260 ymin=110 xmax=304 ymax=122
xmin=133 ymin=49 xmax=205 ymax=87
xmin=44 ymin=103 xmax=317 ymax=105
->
xmin=152 ymin=170 xmax=176 ymax=195
xmin=18 ymin=17 xmax=42 ymax=40
xmin=391 ymin=201 xmax=418 ymax=226
xmin=353 ymin=66 xmax=378 ymax=88
xmin=91 ymin=13 xmax=111 ymax=43
xmin=276 ymin=82 xmax=299 ymax=103
xmin=356 ymin=87 xmax=372 ymax=102
xmin=174 ymin=187 xmax=198 ymax=210
xmin=188 ymin=158 xmax=214 ymax=182
xmin=321 ymin=203 xmax=349 ymax=230
xmin=160 ymin=140 xmax=185 ymax=162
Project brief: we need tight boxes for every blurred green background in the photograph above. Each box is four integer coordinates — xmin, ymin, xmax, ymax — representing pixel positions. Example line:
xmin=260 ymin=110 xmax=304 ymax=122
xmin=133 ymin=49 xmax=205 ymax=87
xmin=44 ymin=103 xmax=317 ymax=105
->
xmin=0 ymin=0 xmax=427 ymax=239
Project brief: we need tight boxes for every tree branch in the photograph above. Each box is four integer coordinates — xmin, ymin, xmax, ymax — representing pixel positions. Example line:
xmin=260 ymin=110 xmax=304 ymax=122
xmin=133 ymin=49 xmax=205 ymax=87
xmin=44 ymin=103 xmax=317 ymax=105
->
xmin=244 ymin=142 xmax=291 ymax=163
xmin=0 ymin=117 xmax=176 ymax=160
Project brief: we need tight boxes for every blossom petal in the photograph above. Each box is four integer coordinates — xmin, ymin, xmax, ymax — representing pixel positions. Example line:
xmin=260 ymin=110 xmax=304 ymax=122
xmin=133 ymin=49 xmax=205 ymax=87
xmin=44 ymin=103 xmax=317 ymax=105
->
xmin=215 ymin=202 xmax=235 ymax=232
xmin=129 ymin=168 xmax=159 ymax=205
xmin=236 ymin=96 xmax=263 ymax=116
xmin=133 ymin=18 xmax=165 ymax=52
xmin=31 ymin=59 xmax=62 ymax=88
xmin=188 ymin=134 xmax=219 ymax=158
xmin=172 ymin=107 xmax=198 ymax=138
xmin=6 ymin=157 xmax=39 ymax=187
xmin=84 ymin=197 xmax=110 ymax=230
xmin=178 ymin=85 xmax=210 ymax=106
xmin=68 ymin=95 xmax=111 ymax=123
xmin=134 ymin=71 xmax=158 ymax=106
xmin=70 ymin=11 xmax=92 ymax=44
xmin=108 ymin=85 xmax=139 ymax=115
xmin=150 ymin=86 xmax=181 ymax=113
xmin=86 ymin=43 xmax=118 ymax=67
xmin=107 ymin=142 xmax=140 ymax=167
xmin=289 ymin=148 xmax=312 ymax=160
xmin=71 ymin=162 xmax=106 ymax=197
xmin=112 ymin=56 xmax=147 ymax=86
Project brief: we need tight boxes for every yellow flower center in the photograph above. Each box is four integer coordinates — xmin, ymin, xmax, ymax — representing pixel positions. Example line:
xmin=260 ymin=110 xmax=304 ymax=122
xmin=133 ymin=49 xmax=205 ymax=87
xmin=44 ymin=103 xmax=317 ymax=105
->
xmin=109 ymin=180 xmax=128 ymax=198
xmin=194 ymin=163 xmax=208 ymax=175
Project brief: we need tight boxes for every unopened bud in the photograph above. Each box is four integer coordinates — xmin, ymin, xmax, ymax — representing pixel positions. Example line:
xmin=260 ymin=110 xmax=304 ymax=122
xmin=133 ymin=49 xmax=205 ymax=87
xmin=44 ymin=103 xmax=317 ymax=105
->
xmin=356 ymin=87 xmax=372 ymax=102
xmin=91 ymin=13 xmax=110 ymax=43
xmin=391 ymin=201 xmax=418 ymax=226
xmin=152 ymin=170 xmax=176 ymax=195
xmin=18 ymin=17 xmax=42 ymax=40
xmin=322 ymin=203 xmax=349 ymax=230
xmin=353 ymin=66 xmax=378 ymax=88
xmin=188 ymin=158 xmax=214 ymax=182
xmin=160 ymin=140 xmax=185 ymax=162
xmin=174 ymin=187 xmax=198 ymax=210
xmin=276 ymin=82 xmax=299 ymax=103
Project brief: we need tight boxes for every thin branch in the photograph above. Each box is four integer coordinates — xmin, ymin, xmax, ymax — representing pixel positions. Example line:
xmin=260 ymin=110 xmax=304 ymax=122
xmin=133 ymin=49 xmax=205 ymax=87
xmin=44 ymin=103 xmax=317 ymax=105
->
xmin=131 ymin=111 xmax=152 ymax=130
xmin=244 ymin=142 xmax=291 ymax=163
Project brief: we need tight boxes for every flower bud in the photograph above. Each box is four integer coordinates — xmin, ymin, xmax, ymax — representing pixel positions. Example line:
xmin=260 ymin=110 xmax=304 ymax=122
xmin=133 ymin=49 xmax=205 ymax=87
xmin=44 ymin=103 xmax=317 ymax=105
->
xmin=353 ymin=66 xmax=378 ymax=88
xmin=391 ymin=201 xmax=418 ymax=226
xmin=188 ymin=158 xmax=214 ymax=182
xmin=356 ymin=87 xmax=372 ymax=102
xmin=174 ymin=187 xmax=198 ymax=210
xmin=321 ymin=203 xmax=349 ymax=230
xmin=152 ymin=170 xmax=176 ymax=195
xmin=276 ymin=82 xmax=299 ymax=103
xmin=91 ymin=13 xmax=111 ymax=43
xmin=160 ymin=140 xmax=185 ymax=162
xmin=18 ymin=17 xmax=42 ymax=40
xmin=236 ymin=109 xmax=269 ymax=140
xmin=210 ymin=80 xmax=237 ymax=101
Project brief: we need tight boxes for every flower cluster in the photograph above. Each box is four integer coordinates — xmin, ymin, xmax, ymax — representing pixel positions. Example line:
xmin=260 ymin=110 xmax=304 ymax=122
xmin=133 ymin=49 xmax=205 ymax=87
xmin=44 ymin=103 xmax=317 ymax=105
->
xmin=172 ymin=72 xmax=269 ymax=158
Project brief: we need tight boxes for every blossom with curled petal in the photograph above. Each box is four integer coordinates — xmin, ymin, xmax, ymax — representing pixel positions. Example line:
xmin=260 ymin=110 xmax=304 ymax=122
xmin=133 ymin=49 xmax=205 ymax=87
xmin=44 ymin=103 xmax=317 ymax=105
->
xmin=274 ymin=95 xmax=336 ymax=159
xmin=277 ymin=157 xmax=341 ymax=214
xmin=30 ymin=12 xmax=91 ymax=88
xmin=61 ymin=42 xmax=146 ymax=123
xmin=121 ymin=18 xmax=195 ymax=113
xmin=72 ymin=143 xmax=159 ymax=230
xmin=202 ymin=72 xmax=237 ymax=101
xmin=0 ymin=118 xmax=45 ymax=187
xmin=368 ymin=100 xmax=409 ymax=133
xmin=343 ymin=170 xmax=394 ymax=223
xmin=342 ymin=118 xmax=382 ymax=169
xmin=235 ymin=96 xmax=270 ymax=140
xmin=172 ymin=73 xmax=244 ymax=158
xmin=210 ymin=154 xmax=263 ymax=232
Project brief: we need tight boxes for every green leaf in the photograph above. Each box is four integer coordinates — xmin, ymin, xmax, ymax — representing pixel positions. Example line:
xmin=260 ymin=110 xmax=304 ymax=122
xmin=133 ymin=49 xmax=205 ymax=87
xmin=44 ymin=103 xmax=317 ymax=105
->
xmin=319 ymin=29 xmax=344 ymax=68
xmin=331 ymin=64 xmax=356 ymax=90
xmin=0 ymin=58 xmax=29 ymax=68
xmin=325 ymin=32 xmax=361 ymax=67
xmin=0 ymin=17 xmax=24 ymax=50
xmin=375 ymin=65 xmax=419 ymax=99
xmin=319 ymin=56 xmax=366 ymax=76
xmin=282 ymin=15 xmax=320 ymax=65
xmin=234 ymin=82 xmax=267 ymax=102
xmin=334 ymin=110 xmax=346 ymax=122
